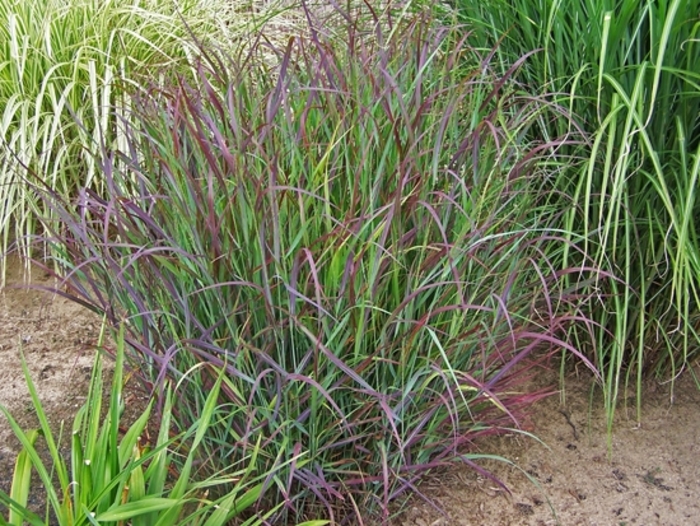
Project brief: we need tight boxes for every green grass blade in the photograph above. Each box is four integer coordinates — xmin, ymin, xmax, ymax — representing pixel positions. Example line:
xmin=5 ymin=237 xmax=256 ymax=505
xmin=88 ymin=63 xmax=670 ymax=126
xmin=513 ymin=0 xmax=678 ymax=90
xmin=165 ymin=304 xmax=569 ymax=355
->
xmin=0 ymin=407 xmax=62 ymax=521
xmin=0 ymin=492 xmax=44 ymax=526
xmin=96 ymin=498 xmax=178 ymax=521
xmin=202 ymin=483 xmax=263 ymax=526
xmin=7 ymin=428 xmax=39 ymax=526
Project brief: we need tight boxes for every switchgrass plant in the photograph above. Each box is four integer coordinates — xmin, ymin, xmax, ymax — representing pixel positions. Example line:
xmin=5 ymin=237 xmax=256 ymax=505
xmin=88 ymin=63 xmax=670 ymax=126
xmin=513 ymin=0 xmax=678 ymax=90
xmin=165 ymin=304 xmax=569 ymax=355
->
xmin=0 ymin=0 xmax=273 ymax=283
xmin=34 ymin=5 xmax=600 ymax=523
xmin=447 ymin=0 xmax=700 ymax=423
xmin=0 ymin=325 xmax=313 ymax=526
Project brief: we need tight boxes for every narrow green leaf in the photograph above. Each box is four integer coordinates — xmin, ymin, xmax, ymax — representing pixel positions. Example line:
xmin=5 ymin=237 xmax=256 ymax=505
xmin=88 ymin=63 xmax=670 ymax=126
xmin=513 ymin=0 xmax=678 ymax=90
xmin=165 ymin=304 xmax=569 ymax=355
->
xmin=1 ymin=376 xmax=63 ymax=520
xmin=8 ymin=429 xmax=39 ymax=526
xmin=0 ymin=492 xmax=44 ymax=526
xmin=96 ymin=498 xmax=178 ymax=521
xmin=202 ymin=483 xmax=263 ymax=526
xmin=144 ymin=389 xmax=174 ymax=497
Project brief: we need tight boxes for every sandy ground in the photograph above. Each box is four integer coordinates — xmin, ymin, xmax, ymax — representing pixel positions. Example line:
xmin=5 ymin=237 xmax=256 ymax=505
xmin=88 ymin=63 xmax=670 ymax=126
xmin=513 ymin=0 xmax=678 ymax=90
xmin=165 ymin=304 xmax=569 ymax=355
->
xmin=0 ymin=258 xmax=103 ymax=514
xmin=1 ymin=256 xmax=699 ymax=525
xmin=395 ymin=373 xmax=700 ymax=526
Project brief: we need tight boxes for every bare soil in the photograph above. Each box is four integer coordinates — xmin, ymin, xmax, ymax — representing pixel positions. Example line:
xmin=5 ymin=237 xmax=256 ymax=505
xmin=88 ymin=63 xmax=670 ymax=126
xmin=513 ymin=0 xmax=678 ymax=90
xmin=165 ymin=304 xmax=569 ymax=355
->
xmin=395 ymin=373 xmax=700 ymax=526
xmin=0 ymin=257 xmax=102 ymax=512
xmin=1 ymin=256 xmax=699 ymax=525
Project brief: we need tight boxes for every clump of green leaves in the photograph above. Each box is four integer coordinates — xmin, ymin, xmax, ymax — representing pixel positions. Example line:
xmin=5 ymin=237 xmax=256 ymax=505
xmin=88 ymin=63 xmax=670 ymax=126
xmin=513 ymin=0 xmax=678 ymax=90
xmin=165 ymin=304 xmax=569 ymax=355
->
xmin=0 ymin=324 xmax=310 ymax=526
xmin=448 ymin=0 xmax=700 ymax=423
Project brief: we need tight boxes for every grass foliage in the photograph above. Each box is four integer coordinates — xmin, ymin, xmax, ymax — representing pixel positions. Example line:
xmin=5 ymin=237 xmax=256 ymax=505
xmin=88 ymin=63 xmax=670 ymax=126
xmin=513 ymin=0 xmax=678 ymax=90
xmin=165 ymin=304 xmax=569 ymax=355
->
xmin=34 ymin=6 xmax=599 ymax=523
xmin=449 ymin=0 xmax=700 ymax=421
xmin=0 ymin=0 xmax=245 ymax=282
xmin=5 ymin=0 xmax=696 ymax=522
xmin=0 ymin=326 xmax=303 ymax=526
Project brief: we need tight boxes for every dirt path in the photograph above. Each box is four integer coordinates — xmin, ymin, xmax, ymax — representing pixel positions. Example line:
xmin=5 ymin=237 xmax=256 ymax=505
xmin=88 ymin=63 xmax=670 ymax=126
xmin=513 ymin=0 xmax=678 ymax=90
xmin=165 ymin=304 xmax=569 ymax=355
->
xmin=1 ymin=257 xmax=699 ymax=525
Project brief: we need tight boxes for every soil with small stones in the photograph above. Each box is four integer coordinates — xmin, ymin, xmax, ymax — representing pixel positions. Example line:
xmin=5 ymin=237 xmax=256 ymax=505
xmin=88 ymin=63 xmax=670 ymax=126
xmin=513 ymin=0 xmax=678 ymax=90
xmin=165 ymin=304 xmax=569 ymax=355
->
xmin=1 ymin=257 xmax=699 ymax=526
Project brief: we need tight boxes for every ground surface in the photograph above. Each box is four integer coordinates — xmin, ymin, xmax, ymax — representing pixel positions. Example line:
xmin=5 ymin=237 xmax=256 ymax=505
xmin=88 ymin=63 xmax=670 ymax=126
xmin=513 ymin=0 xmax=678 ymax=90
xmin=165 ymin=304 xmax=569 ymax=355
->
xmin=1 ymin=256 xmax=699 ymax=525
xmin=395 ymin=374 xmax=700 ymax=526
xmin=0 ymin=258 xmax=102 ymax=513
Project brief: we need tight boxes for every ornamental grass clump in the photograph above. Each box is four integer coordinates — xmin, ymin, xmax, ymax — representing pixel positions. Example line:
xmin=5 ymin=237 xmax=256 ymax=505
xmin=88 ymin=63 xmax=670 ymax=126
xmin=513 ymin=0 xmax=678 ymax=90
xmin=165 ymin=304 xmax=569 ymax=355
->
xmin=0 ymin=0 xmax=257 ymax=282
xmin=447 ymin=0 xmax=700 ymax=423
xmin=35 ymin=6 xmax=599 ymax=523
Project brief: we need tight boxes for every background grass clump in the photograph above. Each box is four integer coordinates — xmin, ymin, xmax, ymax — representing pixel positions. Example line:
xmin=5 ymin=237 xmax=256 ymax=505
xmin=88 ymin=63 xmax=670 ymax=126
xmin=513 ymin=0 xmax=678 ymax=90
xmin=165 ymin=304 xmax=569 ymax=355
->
xmin=0 ymin=0 xmax=270 ymax=281
xmin=447 ymin=0 xmax=700 ymax=422
xmin=35 ymin=5 xmax=601 ymax=523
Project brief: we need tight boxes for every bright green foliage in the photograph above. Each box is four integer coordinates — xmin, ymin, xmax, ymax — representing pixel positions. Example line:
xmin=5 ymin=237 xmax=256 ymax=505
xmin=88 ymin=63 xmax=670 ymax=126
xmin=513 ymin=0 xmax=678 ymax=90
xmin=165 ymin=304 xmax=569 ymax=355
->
xmin=449 ymin=0 xmax=700 ymax=424
xmin=0 ymin=325 xmax=294 ymax=526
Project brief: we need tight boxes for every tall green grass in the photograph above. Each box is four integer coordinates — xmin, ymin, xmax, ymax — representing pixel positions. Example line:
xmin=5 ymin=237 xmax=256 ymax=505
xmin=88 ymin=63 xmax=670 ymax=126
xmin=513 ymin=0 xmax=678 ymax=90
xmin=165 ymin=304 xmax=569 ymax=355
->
xmin=0 ymin=326 xmax=302 ymax=526
xmin=32 ymin=6 xmax=601 ymax=523
xmin=448 ymin=0 xmax=700 ymax=424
